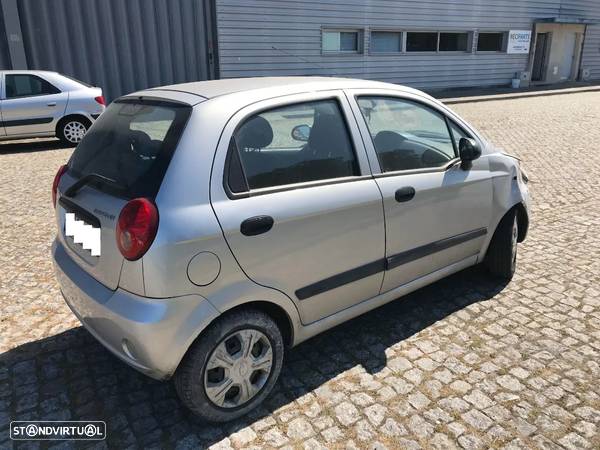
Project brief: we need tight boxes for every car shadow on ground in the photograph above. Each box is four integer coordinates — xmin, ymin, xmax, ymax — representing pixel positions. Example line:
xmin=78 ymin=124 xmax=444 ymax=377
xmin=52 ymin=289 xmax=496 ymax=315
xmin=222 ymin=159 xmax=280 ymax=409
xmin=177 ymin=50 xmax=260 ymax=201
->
xmin=0 ymin=139 xmax=73 ymax=155
xmin=0 ymin=265 xmax=509 ymax=448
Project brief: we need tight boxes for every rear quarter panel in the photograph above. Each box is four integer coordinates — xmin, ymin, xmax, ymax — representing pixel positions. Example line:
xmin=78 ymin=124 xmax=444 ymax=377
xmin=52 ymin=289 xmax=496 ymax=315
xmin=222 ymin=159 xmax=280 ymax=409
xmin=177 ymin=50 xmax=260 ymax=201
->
xmin=142 ymin=100 xmax=303 ymax=337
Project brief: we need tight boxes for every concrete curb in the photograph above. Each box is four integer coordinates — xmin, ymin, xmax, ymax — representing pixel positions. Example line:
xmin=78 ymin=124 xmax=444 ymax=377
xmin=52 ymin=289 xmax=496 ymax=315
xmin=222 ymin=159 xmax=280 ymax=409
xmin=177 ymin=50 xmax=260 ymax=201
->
xmin=437 ymin=85 xmax=600 ymax=104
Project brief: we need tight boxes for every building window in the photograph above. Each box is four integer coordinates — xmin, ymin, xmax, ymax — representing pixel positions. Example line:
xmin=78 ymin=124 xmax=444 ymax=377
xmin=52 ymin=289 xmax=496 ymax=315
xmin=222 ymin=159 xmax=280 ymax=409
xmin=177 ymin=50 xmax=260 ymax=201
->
xmin=439 ymin=32 xmax=469 ymax=52
xmin=406 ymin=32 xmax=438 ymax=52
xmin=370 ymin=31 xmax=402 ymax=53
xmin=477 ymin=32 xmax=506 ymax=52
xmin=322 ymin=30 xmax=361 ymax=53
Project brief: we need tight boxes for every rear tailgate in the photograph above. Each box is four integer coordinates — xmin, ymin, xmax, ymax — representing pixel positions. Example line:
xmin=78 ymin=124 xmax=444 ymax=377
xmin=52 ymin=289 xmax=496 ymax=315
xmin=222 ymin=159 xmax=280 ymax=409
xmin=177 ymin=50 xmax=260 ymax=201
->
xmin=56 ymin=177 xmax=127 ymax=290
xmin=55 ymin=97 xmax=192 ymax=290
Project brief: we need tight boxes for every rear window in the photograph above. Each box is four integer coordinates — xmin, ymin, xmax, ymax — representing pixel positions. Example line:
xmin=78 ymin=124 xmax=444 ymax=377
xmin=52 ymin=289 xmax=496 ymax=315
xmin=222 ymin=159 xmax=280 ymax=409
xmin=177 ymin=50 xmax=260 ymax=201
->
xmin=68 ymin=99 xmax=191 ymax=199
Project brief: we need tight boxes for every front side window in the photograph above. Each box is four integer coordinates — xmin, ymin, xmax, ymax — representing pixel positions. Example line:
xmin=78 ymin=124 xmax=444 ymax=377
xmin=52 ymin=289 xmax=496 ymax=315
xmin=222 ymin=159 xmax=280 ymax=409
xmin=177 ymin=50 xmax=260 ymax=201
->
xmin=5 ymin=74 xmax=59 ymax=98
xmin=322 ymin=30 xmax=360 ymax=53
xmin=449 ymin=121 xmax=471 ymax=147
xmin=229 ymin=99 xmax=359 ymax=191
xmin=371 ymin=31 xmax=402 ymax=53
xmin=477 ymin=32 xmax=506 ymax=52
xmin=357 ymin=97 xmax=457 ymax=172
xmin=406 ymin=32 xmax=438 ymax=52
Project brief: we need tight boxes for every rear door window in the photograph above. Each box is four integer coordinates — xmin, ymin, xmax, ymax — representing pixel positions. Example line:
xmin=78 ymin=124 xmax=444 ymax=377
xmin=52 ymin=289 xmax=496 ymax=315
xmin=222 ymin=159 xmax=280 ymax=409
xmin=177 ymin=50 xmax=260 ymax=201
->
xmin=68 ymin=99 xmax=191 ymax=199
xmin=5 ymin=74 xmax=60 ymax=98
xmin=228 ymin=99 xmax=359 ymax=192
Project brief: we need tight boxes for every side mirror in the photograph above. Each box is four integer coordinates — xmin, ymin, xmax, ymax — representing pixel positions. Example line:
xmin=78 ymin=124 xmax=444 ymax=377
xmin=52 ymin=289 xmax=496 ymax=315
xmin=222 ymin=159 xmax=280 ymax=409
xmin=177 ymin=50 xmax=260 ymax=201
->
xmin=459 ymin=138 xmax=481 ymax=169
xmin=291 ymin=124 xmax=311 ymax=142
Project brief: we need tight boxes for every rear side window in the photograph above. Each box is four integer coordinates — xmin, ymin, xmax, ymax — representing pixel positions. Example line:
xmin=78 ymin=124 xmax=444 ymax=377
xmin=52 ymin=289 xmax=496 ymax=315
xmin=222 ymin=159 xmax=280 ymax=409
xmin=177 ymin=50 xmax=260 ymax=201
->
xmin=5 ymin=74 xmax=60 ymax=98
xmin=228 ymin=99 xmax=359 ymax=192
xmin=69 ymin=99 xmax=191 ymax=199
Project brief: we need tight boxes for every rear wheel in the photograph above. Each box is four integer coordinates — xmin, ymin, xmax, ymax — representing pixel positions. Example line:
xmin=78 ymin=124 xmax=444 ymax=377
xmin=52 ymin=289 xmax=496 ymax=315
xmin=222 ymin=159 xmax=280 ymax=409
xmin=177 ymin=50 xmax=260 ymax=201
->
xmin=174 ymin=309 xmax=284 ymax=422
xmin=485 ymin=209 xmax=518 ymax=279
xmin=58 ymin=117 xmax=89 ymax=145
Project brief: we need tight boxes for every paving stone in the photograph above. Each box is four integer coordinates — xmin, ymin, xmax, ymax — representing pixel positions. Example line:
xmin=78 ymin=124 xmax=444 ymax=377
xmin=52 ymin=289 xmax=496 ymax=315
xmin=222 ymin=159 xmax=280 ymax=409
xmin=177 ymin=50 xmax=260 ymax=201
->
xmin=464 ymin=389 xmax=494 ymax=409
xmin=458 ymin=434 xmax=485 ymax=450
xmin=364 ymin=403 xmax=387 ymax=426
xmin=379 ymin=417 xmax=406 ymax=436
xmin=286 ymin=417 xmax=315 ymax=440
xmin=334 ymin=401 xmax=360 ymax=426
xmin=407 ymin=391 xmax=430 ymax=410
xmin=558 ymin=432 xmax=591 ymax=450
xmin=321 ymin=425 xmax=343 ymax=443
xmin=462 ymin=409 xmax=493 ymax=431
xmin=263 ymin=428 xmax=289 ymax=447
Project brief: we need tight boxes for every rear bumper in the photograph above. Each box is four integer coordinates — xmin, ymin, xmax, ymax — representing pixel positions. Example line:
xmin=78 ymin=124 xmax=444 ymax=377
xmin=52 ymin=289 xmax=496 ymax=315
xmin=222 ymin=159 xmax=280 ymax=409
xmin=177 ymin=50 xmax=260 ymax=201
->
xmin=52 ymin=239 xmax=220 ymax=380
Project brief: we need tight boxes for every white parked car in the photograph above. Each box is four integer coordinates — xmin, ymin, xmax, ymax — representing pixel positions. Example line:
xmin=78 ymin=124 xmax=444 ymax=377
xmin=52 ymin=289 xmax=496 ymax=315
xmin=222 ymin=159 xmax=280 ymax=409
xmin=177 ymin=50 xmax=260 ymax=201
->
xmin=0 ymin=70 xmax=105 ymax=145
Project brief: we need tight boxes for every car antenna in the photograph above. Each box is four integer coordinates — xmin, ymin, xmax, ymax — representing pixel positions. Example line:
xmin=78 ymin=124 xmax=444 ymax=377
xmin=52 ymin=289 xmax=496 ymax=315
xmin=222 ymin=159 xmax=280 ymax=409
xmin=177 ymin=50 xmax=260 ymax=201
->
xmin=271 ymin=46 xmax=340 ymax=77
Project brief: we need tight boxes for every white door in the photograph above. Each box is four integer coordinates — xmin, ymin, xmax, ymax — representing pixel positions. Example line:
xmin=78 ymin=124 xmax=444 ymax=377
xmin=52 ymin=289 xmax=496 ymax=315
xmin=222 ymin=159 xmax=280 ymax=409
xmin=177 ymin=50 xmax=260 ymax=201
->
xmin=559 ymin=32 xmax=577 ymax=81
xmin=1 ymin=73 xmax=68 ymax=137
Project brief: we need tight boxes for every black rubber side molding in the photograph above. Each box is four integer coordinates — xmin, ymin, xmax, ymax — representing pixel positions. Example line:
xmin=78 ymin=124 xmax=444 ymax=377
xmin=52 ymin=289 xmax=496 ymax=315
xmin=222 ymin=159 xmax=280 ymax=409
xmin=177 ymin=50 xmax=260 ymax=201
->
xmin=295 ymin=227 xmax=488 ymax=300
xmin=387 ymin=227 xmax=487 ymax=270
xmin=0 ymin=117 xmax=53 ymax=128
xmin=395 ymin=186 xmax=416 ymax=202
xmin=240 ymin=215 xmax=274 ymax=236
xmin=296 ymin=259 xmax=386 ymax=300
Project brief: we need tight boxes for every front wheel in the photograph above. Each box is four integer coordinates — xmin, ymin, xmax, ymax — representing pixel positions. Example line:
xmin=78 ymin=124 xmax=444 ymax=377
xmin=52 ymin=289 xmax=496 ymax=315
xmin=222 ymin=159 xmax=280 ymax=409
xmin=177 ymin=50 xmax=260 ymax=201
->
xmin=174 ymin=309 xmax=284 ymax=422
xmin=58 ymin=118 xmax=89 ymax=145
xmin=485 ymin=209 xmax=518 ymax=279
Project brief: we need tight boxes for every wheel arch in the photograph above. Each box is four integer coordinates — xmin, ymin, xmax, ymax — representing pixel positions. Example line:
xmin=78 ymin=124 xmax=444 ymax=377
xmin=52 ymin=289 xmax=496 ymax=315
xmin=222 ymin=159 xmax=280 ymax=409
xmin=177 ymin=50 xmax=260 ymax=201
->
xmin=480 ymin=201 xmax=528 ymax=261
xmin=172 ymin=298 xmax=295 ymax=379
xmin=219 ymin=300 xmax=294 ymax=348
xmin=55 ymin=113 xmax=92 ymax=135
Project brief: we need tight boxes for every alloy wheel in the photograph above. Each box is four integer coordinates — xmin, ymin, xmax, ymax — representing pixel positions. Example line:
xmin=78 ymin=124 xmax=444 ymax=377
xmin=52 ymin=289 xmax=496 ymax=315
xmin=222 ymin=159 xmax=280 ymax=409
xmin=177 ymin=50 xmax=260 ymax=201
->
xmin=63 ymin=121 xmax=87 ymax=143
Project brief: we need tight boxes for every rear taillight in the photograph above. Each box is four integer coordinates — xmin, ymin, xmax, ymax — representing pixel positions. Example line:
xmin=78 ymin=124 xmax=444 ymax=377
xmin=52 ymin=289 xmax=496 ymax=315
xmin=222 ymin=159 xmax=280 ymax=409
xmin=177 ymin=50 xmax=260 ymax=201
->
xmin=52 ymin=164 xmax=68 ymax=208
xmin=94 ymin=95 xmax=105 ymax=106
xmin=116 ymin=198 xmax=159 ymax=261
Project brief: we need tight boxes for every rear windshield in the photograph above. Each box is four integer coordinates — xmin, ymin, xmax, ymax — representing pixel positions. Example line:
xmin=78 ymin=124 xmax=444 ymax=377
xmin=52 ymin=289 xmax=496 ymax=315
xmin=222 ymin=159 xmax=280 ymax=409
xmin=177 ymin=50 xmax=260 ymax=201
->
xmin=61 ymin=74 xmax=93 ymax=88
xmin=68 ymin=99 xmax=191 ymax=199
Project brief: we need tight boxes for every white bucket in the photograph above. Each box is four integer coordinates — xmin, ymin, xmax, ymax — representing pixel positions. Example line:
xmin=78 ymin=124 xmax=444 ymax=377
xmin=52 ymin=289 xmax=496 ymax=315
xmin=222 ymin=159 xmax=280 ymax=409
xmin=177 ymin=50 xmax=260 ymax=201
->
xmin=511 ymin=78 xmax=521 ymax=89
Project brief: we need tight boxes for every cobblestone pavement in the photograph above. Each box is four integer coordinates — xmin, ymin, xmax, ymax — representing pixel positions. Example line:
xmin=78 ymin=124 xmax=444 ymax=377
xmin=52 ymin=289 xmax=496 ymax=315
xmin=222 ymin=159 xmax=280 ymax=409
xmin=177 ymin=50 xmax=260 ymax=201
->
xmin=1 ymin=92 xmax=599 ymax=449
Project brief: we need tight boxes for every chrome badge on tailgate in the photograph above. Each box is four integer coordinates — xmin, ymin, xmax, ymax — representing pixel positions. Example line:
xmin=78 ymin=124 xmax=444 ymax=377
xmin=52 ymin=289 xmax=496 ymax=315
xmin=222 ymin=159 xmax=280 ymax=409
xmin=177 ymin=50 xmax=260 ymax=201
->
xmin=65 ymin=212 xmax=101 ymax=256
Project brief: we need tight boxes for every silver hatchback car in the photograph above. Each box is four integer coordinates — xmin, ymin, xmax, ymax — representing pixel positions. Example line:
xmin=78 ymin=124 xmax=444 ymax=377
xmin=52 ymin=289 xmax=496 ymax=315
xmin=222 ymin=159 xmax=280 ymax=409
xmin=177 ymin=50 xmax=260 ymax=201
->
xmin=52 ymin=77 xmax=529 ymax=422
xmin=0 ymin=70 xmax=105 ymax=145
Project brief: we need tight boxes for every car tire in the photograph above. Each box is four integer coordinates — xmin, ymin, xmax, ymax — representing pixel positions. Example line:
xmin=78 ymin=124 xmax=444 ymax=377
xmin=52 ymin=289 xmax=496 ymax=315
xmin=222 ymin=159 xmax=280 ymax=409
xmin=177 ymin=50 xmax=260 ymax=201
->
xmin=174 ymin=308 xmax=284 ymax=423
xmin=58 ymin=117 xmax=90 ymax=145
xmin=485 ymin=209 xmax=519 ymax=279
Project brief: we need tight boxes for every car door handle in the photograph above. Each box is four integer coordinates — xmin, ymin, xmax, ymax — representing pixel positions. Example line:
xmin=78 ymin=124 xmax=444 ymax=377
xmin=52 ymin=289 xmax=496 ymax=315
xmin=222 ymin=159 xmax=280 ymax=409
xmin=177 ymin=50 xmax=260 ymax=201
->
xmin=395 ymin=186 xmax=416 ymax=203
xmin=47 ymin=102 xmax=57 ymax=107
xmin=240 ymin=215 xmax=274 ymax=236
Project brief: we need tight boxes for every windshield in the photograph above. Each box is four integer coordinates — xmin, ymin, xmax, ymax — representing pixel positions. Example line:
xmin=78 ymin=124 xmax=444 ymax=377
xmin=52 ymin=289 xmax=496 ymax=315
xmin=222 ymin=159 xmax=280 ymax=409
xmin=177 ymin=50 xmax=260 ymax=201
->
xmin=68 ymin=99 xmax=191 ymax=199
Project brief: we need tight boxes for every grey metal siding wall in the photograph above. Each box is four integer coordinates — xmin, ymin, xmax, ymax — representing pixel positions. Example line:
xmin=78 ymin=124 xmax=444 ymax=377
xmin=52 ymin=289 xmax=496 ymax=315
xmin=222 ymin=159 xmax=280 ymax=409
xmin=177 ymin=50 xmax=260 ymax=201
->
xmin=217 ymin=0 xmax=600 ymax=88
xmin=15 ymin=0 xmax=216 ymax=101
xmin=561 ymin=0 xmax=600 ymax=80
xmin=216 ymin=0 xmax=566 ymax=89
xmin=0 ymin=2 xmax=11 ymax=69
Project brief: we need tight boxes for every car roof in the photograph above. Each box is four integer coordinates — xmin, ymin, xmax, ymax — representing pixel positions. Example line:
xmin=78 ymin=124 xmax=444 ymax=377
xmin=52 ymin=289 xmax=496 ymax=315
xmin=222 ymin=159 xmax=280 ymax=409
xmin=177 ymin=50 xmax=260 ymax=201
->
xmin=137 ymin=76 xmax=429 ymax=102
xmin=1 ymin=70 xmax=58 ymax=75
